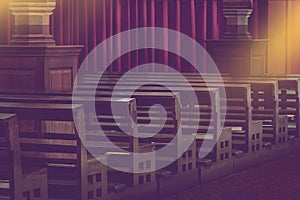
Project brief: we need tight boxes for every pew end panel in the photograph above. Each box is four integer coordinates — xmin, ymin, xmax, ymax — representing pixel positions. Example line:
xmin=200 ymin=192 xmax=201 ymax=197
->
xmin=86 ymin=157 xmax=108 ymax=200
xmin=248 ymin=120 xmax=263 ymax=153
xmin=278 ymin=80 xmax=300 ymax=138
xmin=0 ymin=102 xmax=108 ymax=200
xmin=196 ymin=127 xmax=232 ymax=166
xmin=277 ymin=115 xmax=289 ymax=144
xmin=0 ymin=113 xmax=48 ymax=200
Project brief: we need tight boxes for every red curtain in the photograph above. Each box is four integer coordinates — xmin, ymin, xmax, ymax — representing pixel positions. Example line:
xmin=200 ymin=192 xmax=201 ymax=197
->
xmin=0 ymin=0 xmax=261 ymax=73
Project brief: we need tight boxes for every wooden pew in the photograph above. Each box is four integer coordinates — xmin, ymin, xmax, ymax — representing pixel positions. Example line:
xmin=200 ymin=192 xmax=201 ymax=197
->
xmin=229 ymin=75 xmax=300 ymax=139
xmin=0 ymin=89 xmax=231 ymax=192
xmin=0 ymin=113 xmax=20 ymax=199
xmin=100 ymin=87 xmax=230 ymax=193
xmin=0 ymin=94 xmax=166 ymax=199
xmin=180 ymin=76 xmax=289 ymax=144
xmin=74 ymin=91 xmax=211 ymax=178
xmin=73 ymin=86 xmax=231 ymax=164
xmin=92 ymin=74 xmax=284 ymax=145
xmin=0 ymin=89 xmax=225 ymax=173
xmin=0 ymin=88 xmax=230 ymax=175
xmin=180 ymin=74 xmax=299 ymax=140
xmin=0 ymin=92 xmax=195 ymax=176
xmin=0 ymin=113 xmax=48 ymax=200
xmin=0 ymin=95 xmax=158 ymax=192
xmin=0 ymin=102 xmax=107 ymax=200
xmin=82 ymin=98 xmax=157 ymax=199
xmin=191 ymin=78 xmax=288 ymax=145
xmin=94 ymin=72 xmax=298 ymax=139
xmin=78 ymin=79 xmax=260 ymax=154
xmin=0 ymin=92 xmax=194 ymax=199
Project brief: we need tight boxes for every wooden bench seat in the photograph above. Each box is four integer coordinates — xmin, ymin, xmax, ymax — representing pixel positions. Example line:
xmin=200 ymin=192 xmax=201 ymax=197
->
xmin=0 ymin=102 xmax=108 ymax=200
xmin=238 ymin=75 xmax=300 ymax=138
xmin=80 ymin=77 xmax=260 ymax=154
xmin=94 ymin=86 xmax=229 ymax=164
xmin=160 ymin=73 xmax=299 ymax=139
xmin=0 ymin=92 xmax=195 ymax=162
xmin=0 ymin=87 xmax=223 ymax=183
xmin=0 ymin=96 xmax=161 ymax=193
xmin=94 ymin=74 xmax=283 ymax=145
xmin=75 ymin=82 xmax=232 ymax=165
xmin=124 ymin=73 xmax=291 ymax=143
xmin=0 ymin=113 xmax=48 ymax=200
xmin=203 ymin=78 xmax=288 ymax=144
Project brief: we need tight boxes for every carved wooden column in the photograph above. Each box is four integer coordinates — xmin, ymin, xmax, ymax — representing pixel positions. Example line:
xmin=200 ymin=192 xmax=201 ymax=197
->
xmin=0 ymin=0 xmax=83 ymax=92
xmin=223 ymin=0 xmax=253 ymax=39
xmin=9 ymin=0 xmax=56 ymax=46
xmin=206 ymin=0 xmax=268 ymax=75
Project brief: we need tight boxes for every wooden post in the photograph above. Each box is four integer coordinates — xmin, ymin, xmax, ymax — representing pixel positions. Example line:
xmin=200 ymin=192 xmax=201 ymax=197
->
xmin=0 ymin=0 xmax=83 ymax=93
xmin=206 ymin=0 xmax=268 ymax=75
xmin=9 ymin=0 xmax=56 ymax=46
xmin=223 ymin=0 xmax=254 ymax=39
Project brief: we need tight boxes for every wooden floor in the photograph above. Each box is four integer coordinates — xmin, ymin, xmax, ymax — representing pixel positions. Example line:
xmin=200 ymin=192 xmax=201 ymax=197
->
xmin=164 ymin=151 xmax=300 ymax=200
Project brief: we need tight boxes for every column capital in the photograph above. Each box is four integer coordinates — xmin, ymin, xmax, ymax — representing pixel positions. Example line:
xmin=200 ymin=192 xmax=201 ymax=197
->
xmin=222 ymin=0 xmax=253 ymax=39
xmin=9 ymin=0 xmax=56 ymax=46
xmin=9 ymin=0 xmax=56 ymax=13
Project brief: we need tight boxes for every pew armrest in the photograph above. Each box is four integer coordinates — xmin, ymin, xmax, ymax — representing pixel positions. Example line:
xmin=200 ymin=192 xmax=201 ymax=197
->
xmin=232 ymin=149 xmax=244 ymax=158
xmin=108 ymin=183 xmax=127 ymax=193
xmin=156 ymin=170 xmax=172 ymax=180
xmin=263 ymin=142 xmax=272 ymax=149
xmin=289 ymin=135 xmax=296 ymax=142
xmin=197 ymin=158 xmax=212 ymax=168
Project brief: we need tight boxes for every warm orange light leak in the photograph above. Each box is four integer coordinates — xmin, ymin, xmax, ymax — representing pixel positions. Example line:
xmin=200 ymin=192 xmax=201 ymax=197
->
xmin=0 ymin=1 xmax=9 ymax=13
xmin=0 ymin=0 xmax=10 ymax=44
xmin=268 ymin=0 xmax=300 ymax=74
